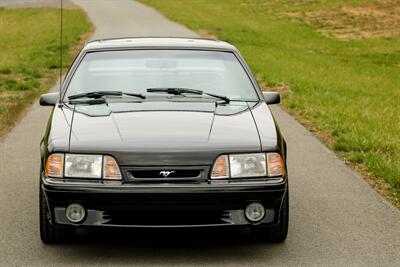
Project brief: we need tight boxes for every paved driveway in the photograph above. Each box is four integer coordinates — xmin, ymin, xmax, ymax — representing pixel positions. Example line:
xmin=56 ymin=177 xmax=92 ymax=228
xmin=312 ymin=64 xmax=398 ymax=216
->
xmin=0 ymin=1 xmax=399 ymax=266
xmin=0 ymin=0 xmax=74 ymax=7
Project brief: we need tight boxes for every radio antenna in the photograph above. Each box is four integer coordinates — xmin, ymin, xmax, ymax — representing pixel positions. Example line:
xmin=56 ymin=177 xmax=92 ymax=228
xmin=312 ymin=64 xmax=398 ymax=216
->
xmin=59 ymin=0 xmax=63 ymax=103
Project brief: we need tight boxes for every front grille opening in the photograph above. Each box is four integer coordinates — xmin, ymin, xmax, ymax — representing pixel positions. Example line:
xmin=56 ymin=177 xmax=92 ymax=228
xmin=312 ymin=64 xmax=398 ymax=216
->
xmin=105 ymin=210 xmax=227 ymax=226
xmin=129 ymin=170 xmax=202 ymax=179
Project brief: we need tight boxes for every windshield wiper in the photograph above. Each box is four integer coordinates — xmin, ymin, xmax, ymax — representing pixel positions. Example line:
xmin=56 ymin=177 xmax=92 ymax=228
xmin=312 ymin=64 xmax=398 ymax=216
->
xmin=68 ymin=91 xmax=146 ymax=100
xmin=147 ymin=88 xmax=230 ymax=103
xmin=67 ymin=98 xmax=107 ymax=105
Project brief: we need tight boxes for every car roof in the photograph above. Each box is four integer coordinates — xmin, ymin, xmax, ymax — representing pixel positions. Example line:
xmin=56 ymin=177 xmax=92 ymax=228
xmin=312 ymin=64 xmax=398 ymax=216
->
xmin=84 ymin=37 xmax=237 ymax=52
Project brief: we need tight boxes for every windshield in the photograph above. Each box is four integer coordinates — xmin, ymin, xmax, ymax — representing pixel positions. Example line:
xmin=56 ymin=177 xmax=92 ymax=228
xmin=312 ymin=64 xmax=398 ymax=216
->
xmin=65 ymin=50 xmax=259 ymax=101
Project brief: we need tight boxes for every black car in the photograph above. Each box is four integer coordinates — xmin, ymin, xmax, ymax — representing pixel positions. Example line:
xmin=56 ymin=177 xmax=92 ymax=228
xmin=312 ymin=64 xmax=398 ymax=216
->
xmin=39 ymin=37 xmax=288 ymax=244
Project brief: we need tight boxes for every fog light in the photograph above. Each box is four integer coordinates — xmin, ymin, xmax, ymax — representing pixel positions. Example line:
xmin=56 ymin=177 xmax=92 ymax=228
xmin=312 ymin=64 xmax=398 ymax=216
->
xmin=65 ymin=203 xmax=86 ymax=223
xmin=245 ymin=202 xmax=265 ymax=222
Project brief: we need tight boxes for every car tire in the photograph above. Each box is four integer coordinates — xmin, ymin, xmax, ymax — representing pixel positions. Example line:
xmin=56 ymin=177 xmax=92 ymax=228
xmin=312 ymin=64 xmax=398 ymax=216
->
xmin=250 ymin=188 xmax=289 ymax=243
xmin=40 ymin=184 xmax=76 ymax=244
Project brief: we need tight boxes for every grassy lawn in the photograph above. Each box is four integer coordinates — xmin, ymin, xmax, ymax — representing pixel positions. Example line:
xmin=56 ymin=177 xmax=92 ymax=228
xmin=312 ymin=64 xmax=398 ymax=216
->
xmin=0 ymin=7 xmax=93 ymax=138
xmin=139 ymin=0 xmax=400 ymax=205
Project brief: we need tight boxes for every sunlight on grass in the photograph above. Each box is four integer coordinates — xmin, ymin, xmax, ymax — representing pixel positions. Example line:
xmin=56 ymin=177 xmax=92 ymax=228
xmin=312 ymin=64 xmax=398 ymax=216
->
xmin=139 ymin=0 xmax=400 ymax=204
xmin=0 ymin=7 xmax=93 ymax=137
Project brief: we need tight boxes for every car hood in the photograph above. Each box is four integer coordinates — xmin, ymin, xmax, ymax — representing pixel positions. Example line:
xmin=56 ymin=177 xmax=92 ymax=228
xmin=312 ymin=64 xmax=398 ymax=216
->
xmin=64 ymin=101 xmax=277 ymax=166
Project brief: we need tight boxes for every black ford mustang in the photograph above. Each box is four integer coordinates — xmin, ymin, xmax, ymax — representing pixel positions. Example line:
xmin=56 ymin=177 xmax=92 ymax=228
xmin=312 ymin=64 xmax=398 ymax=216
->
xmin=39 ymin=37 xmax=288 ymax=244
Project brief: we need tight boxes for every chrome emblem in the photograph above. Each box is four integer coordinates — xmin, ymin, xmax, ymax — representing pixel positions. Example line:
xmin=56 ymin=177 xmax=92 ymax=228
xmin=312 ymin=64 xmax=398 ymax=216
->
xmin=159 ymin=171 xmax=175 ymax=177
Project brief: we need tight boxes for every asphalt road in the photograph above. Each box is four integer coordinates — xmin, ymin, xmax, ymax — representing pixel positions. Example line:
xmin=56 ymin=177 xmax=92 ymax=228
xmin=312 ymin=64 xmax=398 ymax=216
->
xmin=0 ymin=0 xmax=74 ymax=7
xmin=1 ymin=0 xmax=399 ymax=266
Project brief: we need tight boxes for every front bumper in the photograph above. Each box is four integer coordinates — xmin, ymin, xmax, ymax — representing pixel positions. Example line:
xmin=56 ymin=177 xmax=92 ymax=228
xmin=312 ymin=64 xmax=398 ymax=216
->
xmin=42 ymin=176 xmax=287 ymax=228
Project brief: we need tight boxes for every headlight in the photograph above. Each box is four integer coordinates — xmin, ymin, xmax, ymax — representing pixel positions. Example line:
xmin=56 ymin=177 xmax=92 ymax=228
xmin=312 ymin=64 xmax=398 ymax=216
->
xmin=45 ymin=153 xmax=122 ymax=180
xmin=230 ymin=153 xmax=266 ymax=178
xmin=65 ymin=154 xmax=102 ymax=178
xmin=211 ymin=153 xmax=284 ymax=179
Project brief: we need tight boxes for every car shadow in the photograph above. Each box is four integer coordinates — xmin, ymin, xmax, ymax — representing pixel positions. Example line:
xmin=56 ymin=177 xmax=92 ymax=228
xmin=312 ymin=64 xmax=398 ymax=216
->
xmin=50 ymin=227 xmax=287 ymax=265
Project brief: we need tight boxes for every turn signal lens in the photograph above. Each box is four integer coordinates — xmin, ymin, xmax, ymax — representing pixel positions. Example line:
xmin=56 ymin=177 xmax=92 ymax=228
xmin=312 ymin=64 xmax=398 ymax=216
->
xmin=103 ymin=155 xmax=122 ymax=180
xmin=45 ymin=154 xmax=64 ymax=178
xmin=267 ymin=153 xmax=284 ymax=177
xmin=211 ymin=155 xmax=229 ymax=179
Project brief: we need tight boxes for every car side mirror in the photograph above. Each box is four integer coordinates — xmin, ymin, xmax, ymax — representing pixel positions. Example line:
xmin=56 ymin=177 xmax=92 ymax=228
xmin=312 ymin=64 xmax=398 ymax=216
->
xmin=262 ymin=92 xmax=280 ymax=105
xmin=40 ymin=92 xmax=59 ymax=106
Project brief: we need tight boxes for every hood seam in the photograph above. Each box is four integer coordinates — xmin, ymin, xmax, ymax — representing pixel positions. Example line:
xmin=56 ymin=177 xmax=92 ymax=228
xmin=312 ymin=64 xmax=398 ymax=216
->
xmin=68 ymin=105 xmax=76 ymax=152
xmin=207 ymin=108 xmax=216 ymax=142
xmin=246 ymin=102 xmax=263 ymax=152
xmin=110 ymin=111 xmax=124 ymax=142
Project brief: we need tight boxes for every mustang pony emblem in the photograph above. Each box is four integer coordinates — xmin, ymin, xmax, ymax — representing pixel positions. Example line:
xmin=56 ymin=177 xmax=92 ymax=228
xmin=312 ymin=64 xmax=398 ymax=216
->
xmin=159 ymin=171 xmax=175 ymax=177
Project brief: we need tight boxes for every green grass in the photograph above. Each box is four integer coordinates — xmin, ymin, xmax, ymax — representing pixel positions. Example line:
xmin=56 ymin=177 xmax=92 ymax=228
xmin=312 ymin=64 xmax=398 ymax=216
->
xmin=0 ymin=7 xmax=93 ymax=137
xmin=139 ymin=0 xmax=400 ymax=204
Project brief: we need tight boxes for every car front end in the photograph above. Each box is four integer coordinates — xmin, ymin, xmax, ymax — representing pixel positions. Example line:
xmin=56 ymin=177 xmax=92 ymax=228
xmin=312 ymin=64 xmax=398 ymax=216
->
xmin=42 ymin=152 xmax=287 ymax=228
